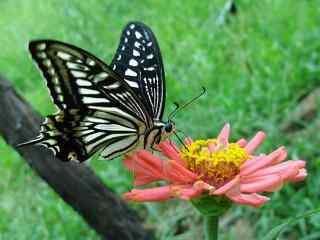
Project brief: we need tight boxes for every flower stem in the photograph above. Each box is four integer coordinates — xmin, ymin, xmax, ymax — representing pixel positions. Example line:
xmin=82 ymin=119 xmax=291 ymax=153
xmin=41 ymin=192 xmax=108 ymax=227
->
xmin=204 ymin=216 xmax=219 ymax=240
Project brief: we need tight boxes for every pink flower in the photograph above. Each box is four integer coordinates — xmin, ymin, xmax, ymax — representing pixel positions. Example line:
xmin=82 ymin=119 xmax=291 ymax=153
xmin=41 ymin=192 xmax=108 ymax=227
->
xmin=123 ymin=124 xmax=307 ymax=208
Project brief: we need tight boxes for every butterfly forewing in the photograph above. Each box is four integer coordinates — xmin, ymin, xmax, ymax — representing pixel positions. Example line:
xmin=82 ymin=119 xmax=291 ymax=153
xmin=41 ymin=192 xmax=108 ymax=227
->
xmin=29 ymin=40 xmax=148 ymax=122
xmin=109 ymin=22 xmax=166 ymax=120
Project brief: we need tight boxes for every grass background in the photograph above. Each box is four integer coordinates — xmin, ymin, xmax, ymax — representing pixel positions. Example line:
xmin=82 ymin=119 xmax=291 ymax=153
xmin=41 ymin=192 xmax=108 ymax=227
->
xmin=0 ymin=0 xmax=319 ymax=239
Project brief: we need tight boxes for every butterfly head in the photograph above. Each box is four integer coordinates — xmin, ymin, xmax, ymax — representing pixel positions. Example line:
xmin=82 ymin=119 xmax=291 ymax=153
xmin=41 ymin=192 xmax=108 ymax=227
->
xmin=159 ymin=120 xmax=176 ymax=142
xmin=161 ymin=120 xmax=188 ymax=151
xmin=164 ymin=120 xmax=175 ymax=133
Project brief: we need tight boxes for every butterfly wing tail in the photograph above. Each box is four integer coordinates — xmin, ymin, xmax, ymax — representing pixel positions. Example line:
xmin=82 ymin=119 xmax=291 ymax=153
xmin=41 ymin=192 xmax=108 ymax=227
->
xmin=16 ymin=136 xmax=43 ymax=147
xmin=16 ymin=117 xmax=56 ymax=148
xmin=18 ymin=112 xmax=90 ymax=162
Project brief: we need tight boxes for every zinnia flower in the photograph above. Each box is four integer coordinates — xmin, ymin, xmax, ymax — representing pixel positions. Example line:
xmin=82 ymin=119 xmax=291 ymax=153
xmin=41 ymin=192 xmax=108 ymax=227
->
xmin=123 ymin=124 xmax=307 ymax=208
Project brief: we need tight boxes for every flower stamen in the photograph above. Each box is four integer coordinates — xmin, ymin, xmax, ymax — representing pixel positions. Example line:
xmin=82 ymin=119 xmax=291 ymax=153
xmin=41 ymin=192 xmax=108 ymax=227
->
xmin=181 ymin=139 xmax=250 ymax=188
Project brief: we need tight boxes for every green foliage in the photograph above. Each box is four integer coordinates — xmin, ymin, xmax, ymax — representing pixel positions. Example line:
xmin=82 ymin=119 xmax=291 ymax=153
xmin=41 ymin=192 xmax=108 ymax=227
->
xmin=0 ymin=0 xmax=319 ymax=239
xmin=263 ymin=208 xmax=320 ymax=240
xmin=191 ymin=194 xmax=232 ymax=217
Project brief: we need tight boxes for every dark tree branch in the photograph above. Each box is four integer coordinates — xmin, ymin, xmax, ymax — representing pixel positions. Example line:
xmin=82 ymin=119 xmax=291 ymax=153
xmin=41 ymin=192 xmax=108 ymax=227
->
xmin=0 ymin=75 xmax=153 ymax=240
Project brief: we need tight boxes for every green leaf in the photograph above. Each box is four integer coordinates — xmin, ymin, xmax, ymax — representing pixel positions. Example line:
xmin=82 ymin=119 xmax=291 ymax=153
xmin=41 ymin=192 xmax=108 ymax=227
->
xmin=263 ymin=208 xmax=320 ymax=240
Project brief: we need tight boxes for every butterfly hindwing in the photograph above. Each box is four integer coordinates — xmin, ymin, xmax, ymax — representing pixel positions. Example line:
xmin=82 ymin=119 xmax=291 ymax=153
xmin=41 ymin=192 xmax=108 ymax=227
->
xmin=35 ymin=110 xmax=89 ymax=162
xmin=75 ymin=110 xmax=142 ymax=160
xmin=110 ymin=21 xmax=166 ymax=120
xmin=24 ymin=108 xmax=142 ymax=162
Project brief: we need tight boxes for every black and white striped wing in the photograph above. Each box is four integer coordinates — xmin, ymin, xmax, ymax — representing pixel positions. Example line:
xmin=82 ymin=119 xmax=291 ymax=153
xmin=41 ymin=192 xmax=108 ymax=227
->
xmin=30 ymin=109 xmax=144 ymax=162
xmin=110 ymin=21 xmax=166 ymax=121
xmin=23 ymin=40 xmax=151 ymax=161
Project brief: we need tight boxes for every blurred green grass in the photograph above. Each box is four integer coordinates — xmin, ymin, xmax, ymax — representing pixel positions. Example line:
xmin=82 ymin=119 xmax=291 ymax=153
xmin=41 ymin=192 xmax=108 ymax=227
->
xmin=0 ymin=0 xmax=320 ymax=239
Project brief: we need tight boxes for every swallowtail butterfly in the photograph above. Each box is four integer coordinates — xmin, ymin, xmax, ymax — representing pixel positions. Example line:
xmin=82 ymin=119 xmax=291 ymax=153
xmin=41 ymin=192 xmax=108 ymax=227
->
xmin=19 ymin=22 xmax=175 ymax=162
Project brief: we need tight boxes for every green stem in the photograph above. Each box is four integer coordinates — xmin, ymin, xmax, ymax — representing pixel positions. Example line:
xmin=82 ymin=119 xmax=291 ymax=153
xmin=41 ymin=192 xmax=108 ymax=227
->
xmin=204 ymin=216 xmax=219 ymax=240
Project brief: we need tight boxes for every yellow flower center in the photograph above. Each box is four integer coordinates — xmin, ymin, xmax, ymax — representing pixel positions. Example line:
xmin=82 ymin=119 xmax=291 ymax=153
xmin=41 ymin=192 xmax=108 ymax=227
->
xmin=180 ymin=139 xmax=250 ymax=188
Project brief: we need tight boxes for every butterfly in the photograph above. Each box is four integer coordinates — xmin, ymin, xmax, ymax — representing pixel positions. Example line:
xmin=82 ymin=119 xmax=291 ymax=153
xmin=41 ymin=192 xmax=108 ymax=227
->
xmin=18 ymin=21 xmax=176 ymax=162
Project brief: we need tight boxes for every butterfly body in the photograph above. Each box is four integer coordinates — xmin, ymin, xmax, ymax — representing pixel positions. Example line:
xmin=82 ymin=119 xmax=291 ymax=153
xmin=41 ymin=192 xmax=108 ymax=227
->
xmin=19 ymin=22 xmax=175 ymax=162
xmin=143 ymin=120 xmax=175 ymax=149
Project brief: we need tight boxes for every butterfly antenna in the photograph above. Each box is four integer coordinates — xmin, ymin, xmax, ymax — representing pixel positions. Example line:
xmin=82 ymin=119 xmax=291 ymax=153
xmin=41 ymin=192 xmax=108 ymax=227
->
xmin=169 ymin=87 xmax=206 ymax=120
xmin=173 ymin=131 xmax=189 ymax=151
xmin=168 ymin=102 xmax=180 ymax=120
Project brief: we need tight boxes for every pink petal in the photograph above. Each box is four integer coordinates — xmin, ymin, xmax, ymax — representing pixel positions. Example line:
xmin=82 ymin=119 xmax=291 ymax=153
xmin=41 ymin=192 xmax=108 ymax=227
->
xmin=240 ymin=155 xmax=265 ymax=172
xmin=168 ymin=140 xmax=180 ymax=153
xmin=289 ymin=169 xmax=307 ymax=182
xmin=193 ymin=180 xmax=216 ymax=194
xmin=157 ymin=141 xmax=186 ymax=166
xmin=236 ymin=138 xmax=247 ymax=147
xmin=240 ymin=174 xmax=283 ymax=193
xmin=178 ymin=186 xmax=204 ymax=200
xmin=136 ymin=150 xmax=166 ymax=172
xmin=123 ymin=154 xmax=139 ymax=172
xmin=133 ymin=173 xmax=160 ymax=186
xmin=185 ymin=137 xmax=193 ymax=145
xmin=208 ymin=143 xmax=218 ymax=153
xmin=244 ymin=131 xmax=266 ymax=154
xmin=226 ymin=192 xmax=269 ymax=208
xmin=123 ymin=155 xmax=161 ymax=183
xmin=217 ymin=123 xmax=230 ymax=145
xmin=124 ymin=150 xmax=198 ymax=185
xmin=243 ymin=160 xmax=305 ymax=181
xmin=240 ymin=147 xmax=285 ymax=176
xmin=123 ymin=184 xmax=198 ymax=202
xmin=123 ymin=151 xmax=163 ymax=181
xmin=273 ymin=147 xmax=288 ymax=163
xmin=123 ymin=185 xmax=174 ymax=202
xmin=212 ymin=175 xmax=240 ymax=195
xmin=163 ymin=160 xmax=198 ymax=183
xmin=124 ymin=151 xmax=161 ymax=173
